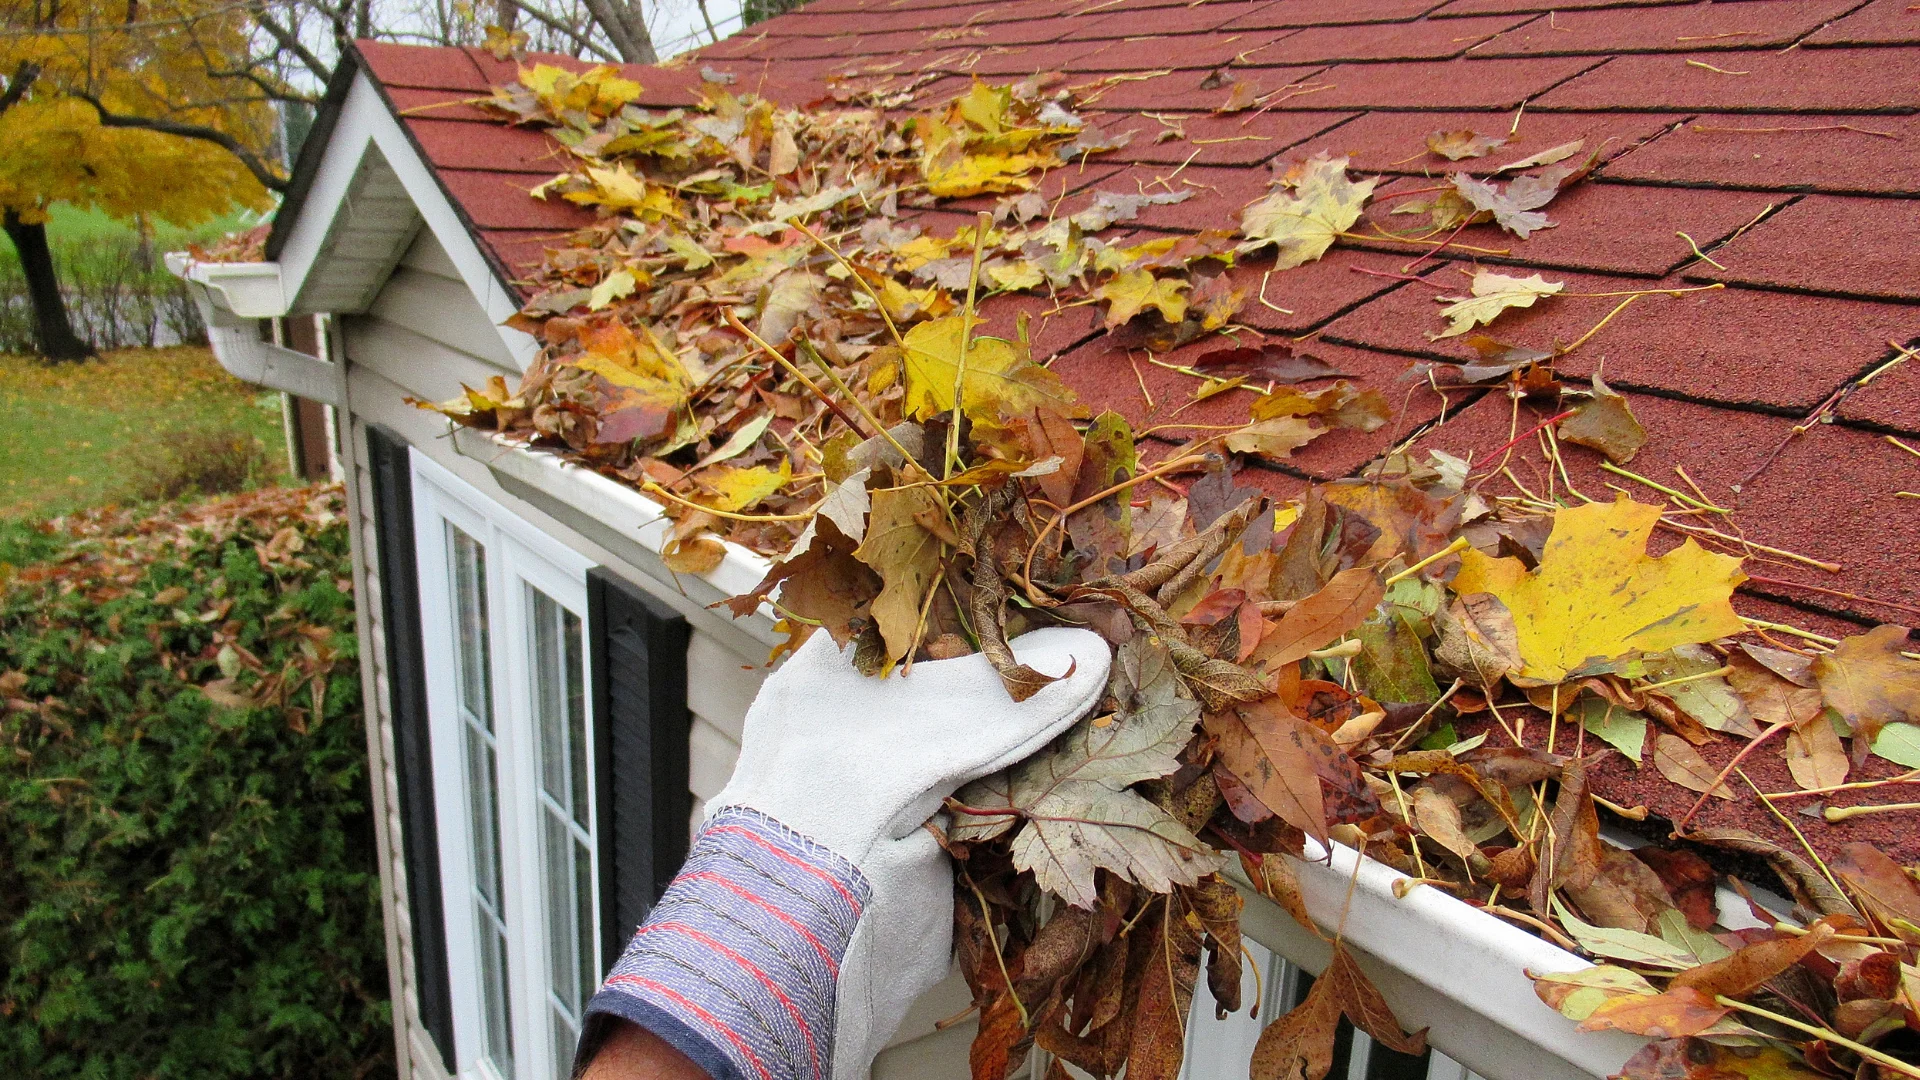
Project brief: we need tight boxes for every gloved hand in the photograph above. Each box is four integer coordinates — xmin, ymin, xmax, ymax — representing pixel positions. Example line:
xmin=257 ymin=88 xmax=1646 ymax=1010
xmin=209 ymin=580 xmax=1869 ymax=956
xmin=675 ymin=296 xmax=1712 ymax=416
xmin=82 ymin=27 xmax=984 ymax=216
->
xmin=580 ymin=626 xmax=1111 ymax=1080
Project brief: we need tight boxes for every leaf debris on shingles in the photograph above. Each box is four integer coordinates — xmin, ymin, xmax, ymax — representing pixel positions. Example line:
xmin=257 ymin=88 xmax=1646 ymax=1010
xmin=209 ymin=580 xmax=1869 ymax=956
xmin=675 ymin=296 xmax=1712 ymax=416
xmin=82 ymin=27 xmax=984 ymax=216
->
xmin=406 ymin=62 xmax=1920 ymax=1080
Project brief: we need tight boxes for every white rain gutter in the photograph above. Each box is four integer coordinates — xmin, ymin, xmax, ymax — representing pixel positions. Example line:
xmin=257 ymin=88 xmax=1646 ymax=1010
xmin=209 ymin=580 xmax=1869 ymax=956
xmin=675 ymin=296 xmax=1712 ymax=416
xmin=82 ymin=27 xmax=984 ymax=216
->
xmin=163 ymin=253 xmax=342 ymax=406
xmin=446 ymin=426 xmax=1649 ymax=1080
xmin=1231 ymin=841 xmax=1647 ymax=1080
xmin=448 ymin=426 xmax=783 ymax=648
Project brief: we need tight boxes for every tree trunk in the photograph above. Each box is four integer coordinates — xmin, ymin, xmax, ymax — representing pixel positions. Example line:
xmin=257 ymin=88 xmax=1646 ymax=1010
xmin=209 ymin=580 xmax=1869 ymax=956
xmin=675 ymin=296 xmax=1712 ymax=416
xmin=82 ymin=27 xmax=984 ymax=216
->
xmin=3 ymin=209 xmax=95 ymax=362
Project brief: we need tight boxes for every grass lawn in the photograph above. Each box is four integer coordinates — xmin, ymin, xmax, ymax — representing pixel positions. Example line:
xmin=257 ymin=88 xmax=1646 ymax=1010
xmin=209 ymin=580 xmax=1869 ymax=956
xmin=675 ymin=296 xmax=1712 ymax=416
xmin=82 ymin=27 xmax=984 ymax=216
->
xmin=0 ymin=346 xmax=289 ymax=521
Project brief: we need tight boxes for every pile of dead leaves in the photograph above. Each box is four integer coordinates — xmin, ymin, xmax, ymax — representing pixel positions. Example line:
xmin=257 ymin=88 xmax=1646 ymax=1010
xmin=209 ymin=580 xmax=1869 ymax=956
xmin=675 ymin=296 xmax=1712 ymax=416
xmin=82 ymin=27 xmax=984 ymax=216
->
xmin=419 ymin=68 xmax=1920 ymax=1080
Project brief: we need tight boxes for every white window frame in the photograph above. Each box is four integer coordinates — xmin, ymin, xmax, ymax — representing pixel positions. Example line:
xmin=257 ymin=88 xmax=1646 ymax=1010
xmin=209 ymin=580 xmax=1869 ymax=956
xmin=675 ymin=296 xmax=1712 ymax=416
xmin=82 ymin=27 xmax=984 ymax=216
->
xmin=412 ymin=451 xmax=600 ymax=1080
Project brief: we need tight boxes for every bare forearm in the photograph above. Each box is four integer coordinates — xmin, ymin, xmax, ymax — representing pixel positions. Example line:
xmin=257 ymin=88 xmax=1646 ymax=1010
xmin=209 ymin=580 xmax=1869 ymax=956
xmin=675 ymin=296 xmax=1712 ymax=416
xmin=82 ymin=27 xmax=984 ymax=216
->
xmin=579 ymin=1019 xmax=710 ymax=1080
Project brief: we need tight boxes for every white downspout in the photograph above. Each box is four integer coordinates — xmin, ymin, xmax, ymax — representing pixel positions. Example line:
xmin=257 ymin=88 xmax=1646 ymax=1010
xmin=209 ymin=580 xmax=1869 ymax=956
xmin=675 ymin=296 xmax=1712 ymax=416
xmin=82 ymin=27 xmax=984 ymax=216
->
xmin=164 ymin=253 xmax=344 ymax=407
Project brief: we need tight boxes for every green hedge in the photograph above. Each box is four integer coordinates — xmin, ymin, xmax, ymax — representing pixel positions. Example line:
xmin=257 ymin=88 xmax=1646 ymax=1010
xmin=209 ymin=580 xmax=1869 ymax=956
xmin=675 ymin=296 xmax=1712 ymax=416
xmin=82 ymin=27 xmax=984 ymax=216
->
xmin=0 ymin=488 xmax=393 ymax=1080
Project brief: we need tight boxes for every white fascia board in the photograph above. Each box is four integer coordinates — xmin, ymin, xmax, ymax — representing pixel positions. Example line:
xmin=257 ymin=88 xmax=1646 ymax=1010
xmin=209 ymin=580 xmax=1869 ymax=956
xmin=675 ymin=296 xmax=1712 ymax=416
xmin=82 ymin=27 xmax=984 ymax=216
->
xmin=273 ymin=72 xmax=540 ymax=371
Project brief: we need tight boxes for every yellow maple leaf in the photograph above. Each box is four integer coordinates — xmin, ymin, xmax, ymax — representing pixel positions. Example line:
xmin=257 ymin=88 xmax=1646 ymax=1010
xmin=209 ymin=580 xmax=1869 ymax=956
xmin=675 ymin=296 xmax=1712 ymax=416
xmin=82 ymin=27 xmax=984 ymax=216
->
xmin=566 ymin=165 xmax=681 ymax=220
xmin=1093 ymin=268 xmax=1190 ymax=328
xmin=519 ymin=63 xmax=642 ymax=118
xmin=698 ymin=458 xmax=793 ymax=513
xmin=1238 ymin=153 xmax=1377 ymax=269
xmin=1431 ymin=270 xmax=1563 ymax=339
xmin=898 ymin=315 xmax=1086 ymax=423
xmin=570 ymin=321 xmax=694 ymax=444
xmin=1450 ymin=498 xmax=1747 ymax=685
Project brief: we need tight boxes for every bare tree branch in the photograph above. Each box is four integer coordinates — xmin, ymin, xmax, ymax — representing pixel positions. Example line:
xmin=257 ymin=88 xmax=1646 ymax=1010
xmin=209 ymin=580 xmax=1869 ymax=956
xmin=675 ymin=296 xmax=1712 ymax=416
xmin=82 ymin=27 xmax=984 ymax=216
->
xmin=0 ymin=60 xmax=41 ymax=117
xmin=577 ymin=0 xmax=655 ymax=63
xmin=248 ymin=3 xmax=333 ymax=85
xmin=495 ymin=0 xmax=620 ymax=61
xmin=75 ymin=90 xmax=289 ymax=193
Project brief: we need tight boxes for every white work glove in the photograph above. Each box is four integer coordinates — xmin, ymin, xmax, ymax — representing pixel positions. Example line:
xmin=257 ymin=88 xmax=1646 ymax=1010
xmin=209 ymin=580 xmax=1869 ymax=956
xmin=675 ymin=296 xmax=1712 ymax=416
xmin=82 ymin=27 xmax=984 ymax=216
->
xmin=581 ymin=627 xmax=1111 ymax=1080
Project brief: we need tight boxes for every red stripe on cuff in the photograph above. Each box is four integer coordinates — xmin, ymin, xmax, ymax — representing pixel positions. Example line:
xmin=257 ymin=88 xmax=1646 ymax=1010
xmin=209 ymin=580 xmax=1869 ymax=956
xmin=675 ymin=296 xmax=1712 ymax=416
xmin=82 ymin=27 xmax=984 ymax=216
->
xmin=678 ymin=870 xmax=842 ymax=978
xmin=641 ymin=921 xmax=822 ymax=1079
xmin=708 ymin=824 xmax=865 ymax=915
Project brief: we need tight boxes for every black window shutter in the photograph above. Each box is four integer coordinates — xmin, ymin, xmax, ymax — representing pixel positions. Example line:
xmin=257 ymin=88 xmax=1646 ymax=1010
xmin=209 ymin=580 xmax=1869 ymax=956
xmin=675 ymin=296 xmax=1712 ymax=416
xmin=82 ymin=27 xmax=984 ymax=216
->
xmin=364 ymin=424 xmax=457 ymax=1071
xmin=587 ymin=568 xmax=692 ymax=973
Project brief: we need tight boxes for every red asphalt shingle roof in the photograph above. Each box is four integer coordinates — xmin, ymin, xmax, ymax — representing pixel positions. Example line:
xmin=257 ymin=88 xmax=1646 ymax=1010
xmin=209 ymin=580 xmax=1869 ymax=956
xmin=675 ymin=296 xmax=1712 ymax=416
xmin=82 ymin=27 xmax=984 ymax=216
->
xmin=347 ymin=0 xmax=1920 ymax=858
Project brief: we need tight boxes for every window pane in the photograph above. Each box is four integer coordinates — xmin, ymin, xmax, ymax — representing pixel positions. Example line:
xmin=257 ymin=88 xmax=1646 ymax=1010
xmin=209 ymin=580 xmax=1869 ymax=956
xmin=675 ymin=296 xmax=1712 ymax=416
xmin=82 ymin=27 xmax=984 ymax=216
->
xmin=447 ymin=527 xmax=494 ymax=733
xmin=533 ymin=590 xmax=568 ymax=810
xmin=480 ymin=922 xmax=514 ymax=1072
xmin=530 ymin=585 xmax=597 ymax=1047
xmin=465 ymin=735 xmax=503 ymax=911
xmin=544 ymin=811 xmax=577 ymax=1014
xmin=446 ymin=522 xmax=511 ymax=1075
xmin=574 ymin=834 xmax=597 ymax=1007
xmin=565 ymin=608 xmax=589 ymax=830
xmin=552 ymin=1005 xmax=579 ymax=1080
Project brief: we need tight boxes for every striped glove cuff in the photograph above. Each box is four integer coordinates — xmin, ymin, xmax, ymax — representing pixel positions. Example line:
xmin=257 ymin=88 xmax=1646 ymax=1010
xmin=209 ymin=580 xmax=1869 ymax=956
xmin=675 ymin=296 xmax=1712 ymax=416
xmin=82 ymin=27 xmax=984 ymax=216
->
xmin=581 ymin=807 xmax=871 ymax=1080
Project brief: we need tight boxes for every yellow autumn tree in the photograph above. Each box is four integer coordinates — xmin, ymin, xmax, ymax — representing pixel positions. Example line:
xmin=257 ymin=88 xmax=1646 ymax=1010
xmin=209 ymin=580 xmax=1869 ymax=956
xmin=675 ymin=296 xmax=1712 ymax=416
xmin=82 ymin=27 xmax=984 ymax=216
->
xmin=1 ymin=0 xmax=281 ymax=360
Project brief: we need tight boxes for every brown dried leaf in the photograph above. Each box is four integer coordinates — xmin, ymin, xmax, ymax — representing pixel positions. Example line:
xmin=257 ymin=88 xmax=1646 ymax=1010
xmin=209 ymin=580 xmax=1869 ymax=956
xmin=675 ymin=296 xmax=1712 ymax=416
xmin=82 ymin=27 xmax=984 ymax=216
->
xmin=1812 ymin=624 xmax=1920 ymax=766
xmin=1633 ymin=847 xmax=1719 ymax=931
xmin=1651 ymin=733 xmax=1733 ymax=800
xmin=1189 ymin=875 xmax=1246 ymax=1014
xmin=1832 ymin=842 xmax=1920 ymax=931
xmin=1558 ymin=374 xmax=1646 ymax=465
xmin=1250 ymin=967 xmax=1340 ymax=1080
xmin=1022 ymin=407 xmax=1085 ymax=509
xmin=1565 ymin=847 xmax=1677 ymax=934
xmin=1192 ymin=342 xmax=1348 ymax=385
xmin=1533 ymin=751 xmax=1603 ymax=909
xmin=1251 ymin=567 xmax=1385 ymax=669
xmin=1578 ymin=987 xmax=1729 ymax=1038
xmin=1241 ymin=851 xmax=1324 ymax=940
xmin=1205 ymin=703 xmax=1329 ymax=846
xmin=1783 ymin=708 xmax=1848 ymax=791
xmin=1410 ymin=785 xmax=1481 ymax=864
xmin=1426 ymin=129 xmax=1507 ymax=161
xmin=1323 ymin=945 xmax=1426 ymax=1056
xmin=854 ymin=485 xmax=946 ymax=662
xmin=970 ymin=992 xmax=1026 ymax=1080
xmin=1669 ymin=921 xmax=1836 ymax=999
xmin=1128 ymin=893 xmax=1202 ymax=1080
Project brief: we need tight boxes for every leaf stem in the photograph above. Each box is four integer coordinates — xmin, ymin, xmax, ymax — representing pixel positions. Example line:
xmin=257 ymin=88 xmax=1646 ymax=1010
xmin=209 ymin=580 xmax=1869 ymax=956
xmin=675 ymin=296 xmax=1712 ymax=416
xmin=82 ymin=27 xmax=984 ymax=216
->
xmin=1824 ymin=802 xmax=1920 ymax=823
xmin=640 ymin=480 xmax=818 ymax=522
xmin=1383 ymin=536 xmax=1469 ymax=585
xmin=968 ymin=876 xmax=1030 ymax=1029
xmin=722 ymin=309 xmax=869 ymax=437
xmin=1714 ymin=996 xmax=1920 ymax=1079
xmin=1600 ymin=461 xmax=1731 ymax=513
xmin=1672 ymin=718 xmax=1793 ymax=835
xmin=1021 ymin=451 xmax=1214 ymax=595
xmin=948 ymin=211 xmax=992 ymax=480
xmin=1760 ymin=770 xmax=1920 ymax=800
xmin=1637 ymin=665 xmax=1733 ymax=693
xmin=790 ymin=220 xmax=911 ymax=355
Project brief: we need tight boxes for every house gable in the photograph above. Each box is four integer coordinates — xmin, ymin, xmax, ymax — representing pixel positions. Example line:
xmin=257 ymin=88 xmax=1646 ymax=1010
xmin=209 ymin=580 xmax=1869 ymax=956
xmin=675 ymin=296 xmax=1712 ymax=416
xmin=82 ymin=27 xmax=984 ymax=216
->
xmin=268 ymin=59 xmax=539 ymax=371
